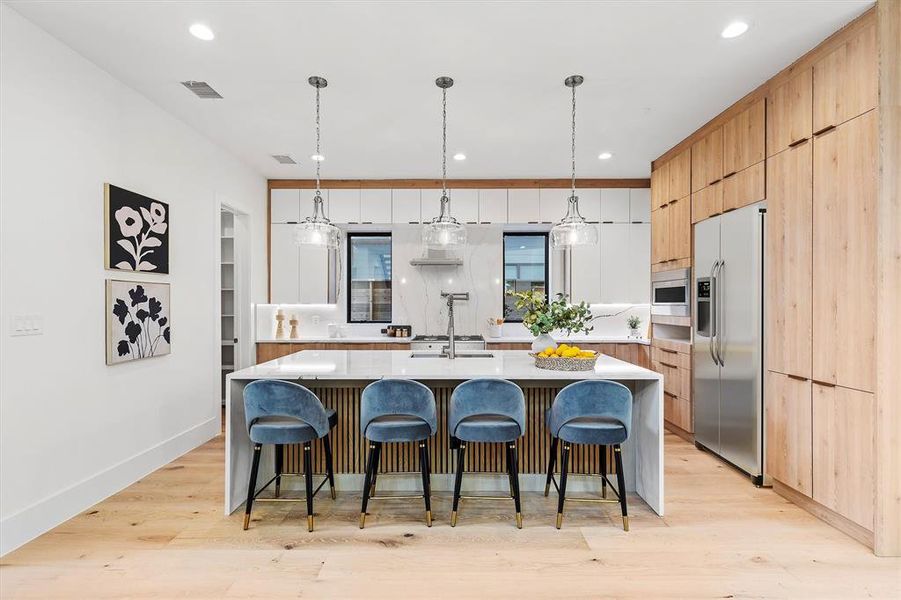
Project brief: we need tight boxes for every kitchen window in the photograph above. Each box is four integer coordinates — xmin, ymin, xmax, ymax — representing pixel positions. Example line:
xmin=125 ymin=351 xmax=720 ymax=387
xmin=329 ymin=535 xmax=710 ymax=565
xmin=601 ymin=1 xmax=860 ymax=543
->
xmin=347 ymin=233 xmax=392 ymax=323
xmin=503 ymin=232 xmax=549 ymax=322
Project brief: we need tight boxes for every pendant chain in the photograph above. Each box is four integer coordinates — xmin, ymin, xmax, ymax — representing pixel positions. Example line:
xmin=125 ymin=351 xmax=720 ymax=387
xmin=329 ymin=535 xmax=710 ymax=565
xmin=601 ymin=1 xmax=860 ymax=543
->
xmin=315 ymin=85 xmax=321 ymax=195
xmin=570 ymin=82 xmax=577 ymax=198
xmin=442 ymin=86 xmax=448 ymax=197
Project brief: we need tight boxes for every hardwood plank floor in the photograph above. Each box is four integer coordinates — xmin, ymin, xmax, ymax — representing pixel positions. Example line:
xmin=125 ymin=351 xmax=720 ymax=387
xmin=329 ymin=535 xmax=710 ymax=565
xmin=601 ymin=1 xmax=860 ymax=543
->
xmin=2 ymin=432 xmax=899 ymax=599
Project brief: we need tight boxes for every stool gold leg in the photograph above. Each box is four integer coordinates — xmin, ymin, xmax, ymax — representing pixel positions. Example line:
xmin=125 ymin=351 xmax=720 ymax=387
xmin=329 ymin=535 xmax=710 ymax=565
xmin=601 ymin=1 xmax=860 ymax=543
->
xmin=359 ymin=513 xmax=366 ymax=529
xmin=307 ymin=515 xmax=314 ymax=532
xmin=243 ymin=514 xmax=250 ymax=530
xmin=425 ymin=510 xmax=432 ymax=527
xmin=555 ymin=512 xmax=563 ymax=529
xmin=451 ymin=511 xmax=458 ymax=527
xmin=515 ymin=512 xmax=523 ymax=529
xmin=623 ymin=516 xmax=630 ymax=532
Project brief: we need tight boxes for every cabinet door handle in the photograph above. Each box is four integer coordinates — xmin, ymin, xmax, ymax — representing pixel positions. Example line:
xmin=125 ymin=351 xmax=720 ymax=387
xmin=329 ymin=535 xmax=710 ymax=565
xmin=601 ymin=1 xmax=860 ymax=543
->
xmin=708 ymin=178 xmax=722 ymax=185
xmin=660 ymin=361 xmax=678 ymax=369
xmin=659 ymin=348 xmax=678 ymax=354
xmin=722 ymin=171 xmax=737 ymax=179
xmin=788 ymin=137 xmax=809 ymax=148
xmin=813 ymin=124 xmax=836 ymax=137
xmin=786 ymin=374 xmax=808 ymax=381
xmin=408 ymin=221 xmax=419 ymax=224
xmin=812 ymin=379 xmax=837 ymax=387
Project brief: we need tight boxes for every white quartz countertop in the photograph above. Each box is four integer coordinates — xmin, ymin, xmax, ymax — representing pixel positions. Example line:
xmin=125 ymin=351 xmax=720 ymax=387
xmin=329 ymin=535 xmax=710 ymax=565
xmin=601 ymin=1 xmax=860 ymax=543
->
xmin=486 ymin=335 xmax=650 ymax=346
xmin=230 ymin=350 xmax=661 ymax=382
xmin=256 ymin=336 xmax=412 ymax=344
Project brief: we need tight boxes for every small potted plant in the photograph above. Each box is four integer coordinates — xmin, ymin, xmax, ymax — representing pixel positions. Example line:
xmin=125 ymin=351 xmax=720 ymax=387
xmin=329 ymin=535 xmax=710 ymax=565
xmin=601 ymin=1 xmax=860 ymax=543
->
xmin=627 ymin=315 xmax=642 ymax=338
xmin=507 ymin=290 xmax=594 ymax=352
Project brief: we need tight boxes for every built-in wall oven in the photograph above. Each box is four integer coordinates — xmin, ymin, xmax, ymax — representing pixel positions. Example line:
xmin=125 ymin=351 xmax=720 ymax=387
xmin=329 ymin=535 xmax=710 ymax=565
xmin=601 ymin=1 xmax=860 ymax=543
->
xmin=651 ymin=267 xmax=691 ymax=317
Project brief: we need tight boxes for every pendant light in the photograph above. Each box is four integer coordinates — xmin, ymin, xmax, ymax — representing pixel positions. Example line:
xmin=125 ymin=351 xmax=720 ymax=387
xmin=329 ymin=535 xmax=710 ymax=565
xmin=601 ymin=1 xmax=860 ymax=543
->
xmin=294 ymin=75 xmax=340 ymax=249
xmin=550 ymin=75 xmax=598 ymax=248
xmin=422 ymin=76 xmax=467 ymax=249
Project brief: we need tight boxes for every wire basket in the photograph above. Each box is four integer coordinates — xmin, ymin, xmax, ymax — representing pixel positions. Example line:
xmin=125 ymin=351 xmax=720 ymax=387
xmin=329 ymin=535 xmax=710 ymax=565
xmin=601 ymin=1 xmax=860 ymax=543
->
xmin=529 ymin=352 xmax=599 ymax=371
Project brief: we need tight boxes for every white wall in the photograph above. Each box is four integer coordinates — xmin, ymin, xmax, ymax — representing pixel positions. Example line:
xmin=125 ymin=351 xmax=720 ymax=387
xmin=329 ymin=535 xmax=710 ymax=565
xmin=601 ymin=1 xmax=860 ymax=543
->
xmin=0 ymin=6 xmax=267 ymax=555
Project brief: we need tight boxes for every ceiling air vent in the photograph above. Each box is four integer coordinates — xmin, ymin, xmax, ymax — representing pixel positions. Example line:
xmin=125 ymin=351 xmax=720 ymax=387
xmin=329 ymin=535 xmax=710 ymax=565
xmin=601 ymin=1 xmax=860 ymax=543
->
xmin=180 ymin=81 xmax=223 ymax=99
xmin=271 ymin=154 xmax=297 ymax=165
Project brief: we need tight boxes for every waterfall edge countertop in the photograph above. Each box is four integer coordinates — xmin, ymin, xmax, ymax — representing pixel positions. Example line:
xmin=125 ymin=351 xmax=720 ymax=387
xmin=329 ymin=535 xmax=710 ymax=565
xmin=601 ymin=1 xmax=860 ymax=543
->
xmin=225 ymin=350 xmax=663 ymax=518
xmin=230 ymin=349 xmax=662 ymax=381
xmin=255 ymin=336 xmax=649 ymax=345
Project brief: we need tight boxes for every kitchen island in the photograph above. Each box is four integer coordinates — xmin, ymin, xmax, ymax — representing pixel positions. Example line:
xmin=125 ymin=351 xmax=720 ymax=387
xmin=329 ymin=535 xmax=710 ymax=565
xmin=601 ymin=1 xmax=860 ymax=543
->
xmin=225 ymin=350 xmax=664 ymax=516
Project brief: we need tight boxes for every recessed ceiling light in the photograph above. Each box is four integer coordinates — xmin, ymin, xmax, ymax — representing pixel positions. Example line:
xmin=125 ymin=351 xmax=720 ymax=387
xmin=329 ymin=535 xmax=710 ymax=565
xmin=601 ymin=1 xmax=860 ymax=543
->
xmin=453 ymin=152 xmax=466 ymax=160
xmin=721 ymin=21 xmax=749 ymax=39
xmin=189 ymin=23 xmax=215 ymax=41
xmin=598 ymin=152 xmax=613 ymax=160
xmin=310 ymin=154 xmax=325 ymax=162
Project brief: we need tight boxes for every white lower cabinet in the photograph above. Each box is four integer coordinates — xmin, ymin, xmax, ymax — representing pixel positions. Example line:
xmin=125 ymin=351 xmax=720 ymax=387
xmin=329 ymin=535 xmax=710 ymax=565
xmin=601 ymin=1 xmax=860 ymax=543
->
xmin=360 ymin=189 xmax=391 ymax=223
xmin=270 ymin=224 xmax=299 ymax=302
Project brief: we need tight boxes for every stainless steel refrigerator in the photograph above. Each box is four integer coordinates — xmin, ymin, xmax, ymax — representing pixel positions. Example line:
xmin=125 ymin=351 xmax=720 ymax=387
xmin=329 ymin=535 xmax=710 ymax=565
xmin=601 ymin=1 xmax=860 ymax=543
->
xmin=693 ymin=201 xmax=766 ymax=485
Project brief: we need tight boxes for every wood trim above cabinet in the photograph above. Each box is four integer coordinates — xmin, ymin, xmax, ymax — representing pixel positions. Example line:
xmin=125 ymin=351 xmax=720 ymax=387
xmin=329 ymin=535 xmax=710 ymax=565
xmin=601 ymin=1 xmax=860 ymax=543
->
xmin=268 ymin=178 xmax=650 ymax=190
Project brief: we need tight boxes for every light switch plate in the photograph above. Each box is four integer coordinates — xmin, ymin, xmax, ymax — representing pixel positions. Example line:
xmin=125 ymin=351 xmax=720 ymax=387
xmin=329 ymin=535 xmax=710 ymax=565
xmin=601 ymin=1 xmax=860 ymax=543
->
xmin=10 ymin=314 xmax=43 ymax=336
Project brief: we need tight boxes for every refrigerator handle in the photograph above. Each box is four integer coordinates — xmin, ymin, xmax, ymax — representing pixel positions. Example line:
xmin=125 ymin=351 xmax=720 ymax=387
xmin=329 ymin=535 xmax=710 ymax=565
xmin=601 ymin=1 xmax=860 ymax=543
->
xmin=709 ymin=260 xmax=720 ymax=366
xmin=716 ymin=260 xmax=725 ymax=366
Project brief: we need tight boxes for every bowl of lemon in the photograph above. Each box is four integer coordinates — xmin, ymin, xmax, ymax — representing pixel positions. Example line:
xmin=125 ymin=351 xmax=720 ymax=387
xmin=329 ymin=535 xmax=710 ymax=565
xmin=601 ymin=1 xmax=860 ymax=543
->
xmin=530 ymin=344 xmax=599 ymax=371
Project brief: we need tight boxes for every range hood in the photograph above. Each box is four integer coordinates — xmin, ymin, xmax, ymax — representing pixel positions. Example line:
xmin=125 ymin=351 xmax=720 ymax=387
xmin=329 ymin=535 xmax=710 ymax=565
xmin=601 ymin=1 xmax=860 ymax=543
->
xmin=409 ymin=248 xmax=463 ymax=267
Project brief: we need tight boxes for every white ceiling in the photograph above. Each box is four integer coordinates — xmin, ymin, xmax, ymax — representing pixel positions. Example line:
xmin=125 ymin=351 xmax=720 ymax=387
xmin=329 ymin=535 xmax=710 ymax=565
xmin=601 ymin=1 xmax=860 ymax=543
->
xmin=7 ymin=1 xmax=872 ymax=180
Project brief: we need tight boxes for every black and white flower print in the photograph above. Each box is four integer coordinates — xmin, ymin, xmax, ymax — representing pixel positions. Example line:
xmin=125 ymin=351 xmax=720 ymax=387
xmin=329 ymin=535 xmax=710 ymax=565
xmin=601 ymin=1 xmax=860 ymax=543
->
xmin=106 ymin=184 xmax=169 ymax=273
xmin=107 ymin=280 xmax=170 ymax=364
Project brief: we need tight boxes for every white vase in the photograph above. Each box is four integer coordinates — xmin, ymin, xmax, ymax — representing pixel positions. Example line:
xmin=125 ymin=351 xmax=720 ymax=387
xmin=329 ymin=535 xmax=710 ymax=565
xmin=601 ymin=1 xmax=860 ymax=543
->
xmin=531 ymin=333 xmax=557 ymax=353
xmin=629 ymin=327 xmax=640 ymax=338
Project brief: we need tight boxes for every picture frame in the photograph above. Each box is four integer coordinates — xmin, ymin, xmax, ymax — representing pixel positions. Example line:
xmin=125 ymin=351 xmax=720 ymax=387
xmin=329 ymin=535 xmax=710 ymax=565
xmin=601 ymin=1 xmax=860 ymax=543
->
xmin=104 ymin=183 xmax=170 ymax=273
xmin=105 ymin=279 xmax=171 ymax=365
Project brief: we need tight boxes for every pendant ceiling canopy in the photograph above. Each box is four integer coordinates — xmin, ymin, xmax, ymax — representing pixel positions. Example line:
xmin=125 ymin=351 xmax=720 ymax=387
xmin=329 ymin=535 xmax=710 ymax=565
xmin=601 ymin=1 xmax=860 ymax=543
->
xmin=294 ymin=75 xmax=341 ymax=249
xmin=550 ymin=75 xmax=598 ymax=249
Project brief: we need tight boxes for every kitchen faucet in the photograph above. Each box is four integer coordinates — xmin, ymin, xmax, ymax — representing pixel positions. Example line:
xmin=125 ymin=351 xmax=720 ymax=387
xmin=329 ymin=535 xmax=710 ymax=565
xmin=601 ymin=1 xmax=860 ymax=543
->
xmin=440 ymin=291 xmax=469 ymax=359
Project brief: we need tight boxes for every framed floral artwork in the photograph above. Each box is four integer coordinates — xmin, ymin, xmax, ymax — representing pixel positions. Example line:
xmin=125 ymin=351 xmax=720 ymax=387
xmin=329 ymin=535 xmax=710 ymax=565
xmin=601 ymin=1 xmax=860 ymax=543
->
xmin=104 ymin=183 xmax=169 ymax=273
xmin=106 ymin=279 xmax=171 ymax=365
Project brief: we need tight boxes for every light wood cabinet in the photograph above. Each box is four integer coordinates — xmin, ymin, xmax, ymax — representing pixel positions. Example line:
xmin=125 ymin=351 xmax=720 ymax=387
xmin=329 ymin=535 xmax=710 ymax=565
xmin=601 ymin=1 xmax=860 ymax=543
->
xmin=768 ymin=69 xmax=813 ymax=157
xmin=668 ymin=149 xmax=691 ymax=202
xmin=766 ymin=371 xmax=813 ymax=495
xmin=691 ymin=127 xmax=723 ymax=193
xmin=652 ymin=340 xmax=692 ymax=433
xmin=668 ymin=195 xmax=691 ymax=260
xmin=813 ymin=383 xmax=875 ymax=529
xmin=723 ymin=99 xmax=765 ymax=176
xmin=722 ymin=161 xmax=765 ymax=212
xmin=651 ymin=162 xmax=669 ymax=209
xmin=766 ymin=141 xmax=812 ymax=379
xmin=256 ymin=342 xmax=411 ymax=363
xmin=691 ymin=180 xmax=722 ymax=223
xmin=651 ymin=207 xmax=664 ymax=265
xmin=812 ymin=111 xmax=877 ymax=392
xmin=813 ymin=23 xmax=877 ymax=135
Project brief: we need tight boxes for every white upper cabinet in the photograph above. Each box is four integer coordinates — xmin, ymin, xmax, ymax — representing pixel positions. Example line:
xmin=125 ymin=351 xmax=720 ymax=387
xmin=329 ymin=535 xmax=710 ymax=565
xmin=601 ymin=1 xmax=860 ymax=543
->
xmin=450 ymin=189 xmax=479 ymax=224
xmin=392 ymin=189 xmax=422 ymax=224
xmin=539 ymin=188 xmax=569 ymax=224
xmin=507 ymin=188 xmax=540 ymax=223
xmin=599 ymin=223 xmax=630 ymax=302
xmin=569 ymin=225 xmax=602 ymax=304
xmin=270 ymin=223 xmax=299 ymax=302
xmin=629 ymin=188 xmax=651 ymax=223
xmin=296 ymin=189 xmax=328 ymax=221
xmin=298 ymin=245 xmax=330 ymax=304
xmin=576 ymin=188 xmax=601 ymax=222
xmin=270 ymin=188 xmax=301 ymax=223
xmin=478 ymin=189 xmax=508 ymax=223
xmin=600 ymin=188 xmax=631 ymax=223
xmin=628 ymin=223 xmax=651 ymax=302
xmin=360 ymin=188 xmax=392 ymax=223
xmin=420 ymin=190 xmax=441 ymax=223
xmin=328 ymin=189 xmax=361 ymax=224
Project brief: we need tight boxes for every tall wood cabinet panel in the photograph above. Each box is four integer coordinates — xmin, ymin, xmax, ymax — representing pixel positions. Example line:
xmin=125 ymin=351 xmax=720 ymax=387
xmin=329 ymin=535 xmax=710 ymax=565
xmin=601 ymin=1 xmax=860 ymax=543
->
xmin=765 ymin=371 xmax=813 ymax=495
xmin=723 ymin=161 xmax=765 ymax=212
xmin=766 ymin=141 xmax=813 ymax=379
xmin=651 ymin=162 xmax=669 ymax=209
xmin=668 ymin=150 xmax=691 ymax=202
xmin=768 ymin=69 xmax=813 ymax=157
xmin=813 ymin=383 xmax=875 ymax=529
xmin=723 ymin=99 xmax=765 ymax=175
xmin=813 ymin=23 xmax=877 ymax=135
xmin=691 ymin=180 xmax=722 ymax=223
xmin=812 ymin=111 xmax=877 ymax=392
xmin=651 ymin=207 xmax=665 ymax=265
xmin=691 ymin=127 xmax=723 ymax=192
xmin=668 ymin=196 xmax=691 ymax=260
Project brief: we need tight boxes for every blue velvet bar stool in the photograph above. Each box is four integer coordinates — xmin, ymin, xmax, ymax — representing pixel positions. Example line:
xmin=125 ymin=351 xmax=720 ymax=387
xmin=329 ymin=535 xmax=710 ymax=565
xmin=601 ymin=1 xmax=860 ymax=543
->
xmin=359 ymin=379 xmax=437 ymax=528
xmin=449 ymin=378 xmax=526 ymax=529
xmin=544 ymin=379 xmax=632 ymax=531
xmin=242 ymin=380 xmax=337 ymax=532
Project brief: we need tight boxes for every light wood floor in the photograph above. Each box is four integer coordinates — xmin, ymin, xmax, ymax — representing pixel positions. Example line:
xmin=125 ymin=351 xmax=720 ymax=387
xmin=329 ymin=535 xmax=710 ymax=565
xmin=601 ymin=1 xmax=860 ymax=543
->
xmin=2 ymin=432 xmax=899 ymax=599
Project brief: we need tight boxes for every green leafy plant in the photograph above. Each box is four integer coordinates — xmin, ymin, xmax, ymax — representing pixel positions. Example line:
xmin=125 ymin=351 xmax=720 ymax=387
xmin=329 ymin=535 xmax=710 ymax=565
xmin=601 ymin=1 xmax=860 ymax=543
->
xmin=627 ymin=315 xmax=642 ymax=329
xmin=506 ymin=290 xmax=594 ymax=336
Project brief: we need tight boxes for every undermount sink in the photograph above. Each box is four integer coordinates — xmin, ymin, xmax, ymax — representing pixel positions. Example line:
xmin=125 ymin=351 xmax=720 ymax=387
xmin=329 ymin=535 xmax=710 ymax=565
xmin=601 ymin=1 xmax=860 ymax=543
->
xmin=409 ymin=352 xmax=495 ymax=359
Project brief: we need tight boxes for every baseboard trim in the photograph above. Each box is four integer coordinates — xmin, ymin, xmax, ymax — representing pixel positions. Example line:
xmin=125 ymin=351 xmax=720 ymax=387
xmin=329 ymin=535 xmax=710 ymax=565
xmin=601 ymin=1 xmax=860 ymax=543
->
xmin=772 ymin=480 xmax=874 ymax=550
xmin=664 ymin=421 xmax=694 ymax=443
xmin=0 ymin=416 xmax=220 ymax=557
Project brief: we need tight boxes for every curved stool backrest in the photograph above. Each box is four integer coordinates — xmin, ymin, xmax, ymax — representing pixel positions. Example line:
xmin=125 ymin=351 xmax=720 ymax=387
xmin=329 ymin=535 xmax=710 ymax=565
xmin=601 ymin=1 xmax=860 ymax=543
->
xmin=360 ymin=379 xmax=437 ymax=437
xmin=449 ymin=378 xmax=526 ymax=438
xmin=243 ymin=379 xmax=330 ymax=439
xmin=548 ymin=380 xmax=633 ymax=439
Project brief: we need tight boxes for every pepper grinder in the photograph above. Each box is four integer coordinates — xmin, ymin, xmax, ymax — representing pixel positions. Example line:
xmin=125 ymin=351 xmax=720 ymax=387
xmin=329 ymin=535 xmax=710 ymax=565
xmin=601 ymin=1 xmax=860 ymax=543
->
xmin=289 ymin=314 xmax=300 ymax=339
xmin=275 ymin=309 xmax=286 ymax=340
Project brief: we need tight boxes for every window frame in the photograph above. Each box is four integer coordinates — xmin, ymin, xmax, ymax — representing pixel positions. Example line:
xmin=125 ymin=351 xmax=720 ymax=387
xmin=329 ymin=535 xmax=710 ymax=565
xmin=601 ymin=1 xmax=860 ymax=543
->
xmin=502 ymin=231 xmax=550 ymax=323
xmin=346 ymin=231 xmax=393 ymax=324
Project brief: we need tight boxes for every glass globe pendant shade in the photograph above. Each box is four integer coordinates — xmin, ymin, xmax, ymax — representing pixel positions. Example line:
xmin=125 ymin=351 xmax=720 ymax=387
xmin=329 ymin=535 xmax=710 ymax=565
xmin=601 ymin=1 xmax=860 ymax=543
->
xmin=422 ymin=194 xmax=467 ymax=249
xmin=294 ymin=193 xmax=340 ymax=249
xmin=550 ymin=195 xmax=598 ymax=248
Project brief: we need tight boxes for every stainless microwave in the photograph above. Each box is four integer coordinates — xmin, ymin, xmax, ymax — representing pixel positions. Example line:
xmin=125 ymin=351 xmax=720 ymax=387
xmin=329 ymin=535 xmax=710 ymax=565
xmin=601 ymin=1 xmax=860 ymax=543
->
xmin=651 ymin=267 xmax=691 ymax=317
